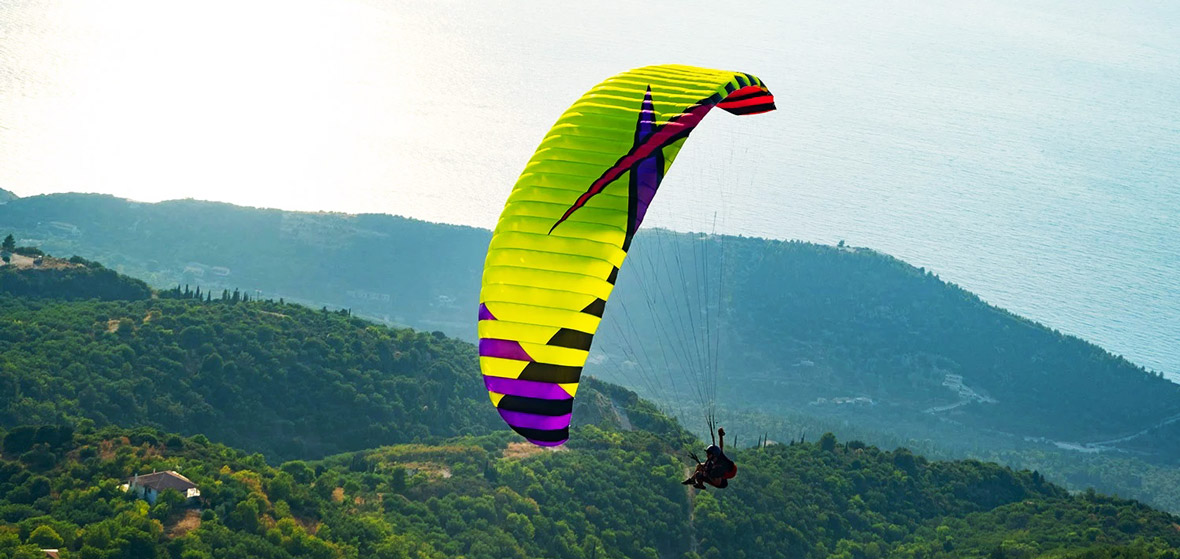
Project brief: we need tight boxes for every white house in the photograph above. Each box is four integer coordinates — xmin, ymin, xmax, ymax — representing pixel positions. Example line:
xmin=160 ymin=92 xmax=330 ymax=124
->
xmin=122 ymin=471 xmax=200 ymax=504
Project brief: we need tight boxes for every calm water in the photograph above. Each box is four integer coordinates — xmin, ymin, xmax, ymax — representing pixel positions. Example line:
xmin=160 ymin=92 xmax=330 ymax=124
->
xmin=1 ymin=0 xmax=1177 ymax=379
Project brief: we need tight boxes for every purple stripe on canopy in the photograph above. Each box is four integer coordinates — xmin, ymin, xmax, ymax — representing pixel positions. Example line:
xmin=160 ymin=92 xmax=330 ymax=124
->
xmin=528 ymin=438 xmax=568 ymax=447
xmin=498 ymin=409 xmax=572 ymax=430
xmin=633 ymin=154 xmax=661 ymax=230
xmin=484 ymin=375 xmax=574 ymax=400
xmin=479 ymin=338 xmax=532 ymax=361
xmin=633 ymin=87 xmax=662 ymax=231
xmin=478 ymin=303 xmax=496 ymax=321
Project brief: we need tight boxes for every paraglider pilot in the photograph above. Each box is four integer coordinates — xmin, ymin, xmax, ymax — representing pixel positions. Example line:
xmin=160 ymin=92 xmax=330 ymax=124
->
xmin=683 ymin=427 xmax=737 ymax=489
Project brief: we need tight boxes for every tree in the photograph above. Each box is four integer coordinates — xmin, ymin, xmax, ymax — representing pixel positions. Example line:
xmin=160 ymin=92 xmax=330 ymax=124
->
xmin=389 ymin=466 xmax=407 ymax=493
xmin=820 ymin=432 xmax=838 ymax=453
xmin=2 ymin=234 xmax=15 ymax=253
xmin=27 ymin=525 xmax=64 ymax=548
xmin=229 ymin=499 xmax=262 ymax=533
xmin=281 ymin=461 xmax=315 ymax=485
xmin=151 ymin=489 xmax=186 ymax=521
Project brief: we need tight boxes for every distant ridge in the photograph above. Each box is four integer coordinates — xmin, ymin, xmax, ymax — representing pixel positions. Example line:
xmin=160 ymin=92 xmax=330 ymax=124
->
xmin=0 ymin=187 xmax=17 ymax=203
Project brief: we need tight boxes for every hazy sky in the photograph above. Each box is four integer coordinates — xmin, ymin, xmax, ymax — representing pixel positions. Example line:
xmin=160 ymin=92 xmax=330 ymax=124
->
xmin=2 ymin=0 xmax=1174 ymax=227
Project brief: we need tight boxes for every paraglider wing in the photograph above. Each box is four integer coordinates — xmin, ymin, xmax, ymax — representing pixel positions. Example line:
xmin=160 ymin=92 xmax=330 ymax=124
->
xmin=479 ymin=65 xmax=775 ymax=446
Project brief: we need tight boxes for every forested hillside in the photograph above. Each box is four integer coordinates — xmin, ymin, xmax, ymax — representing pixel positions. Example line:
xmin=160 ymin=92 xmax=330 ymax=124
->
xmin=3 ymin=194 xmax=1180 ymax=513
xmin=1 ymin=260 xmax=1180 ymax=558
xmin=2 ymin=424 xmax=1179 ymax=559
xmin=0 ymin=282 xmax=674 ymax=462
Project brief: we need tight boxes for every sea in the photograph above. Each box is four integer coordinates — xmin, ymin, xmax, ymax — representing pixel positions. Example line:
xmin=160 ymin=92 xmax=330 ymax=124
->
xmin=1 ymin=0 xmax=1177 ymax=380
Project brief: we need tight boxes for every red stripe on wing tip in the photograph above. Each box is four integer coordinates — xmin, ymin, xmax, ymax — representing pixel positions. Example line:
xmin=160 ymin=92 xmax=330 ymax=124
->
xmin=718 ymin=95 xmax=776 ymax=110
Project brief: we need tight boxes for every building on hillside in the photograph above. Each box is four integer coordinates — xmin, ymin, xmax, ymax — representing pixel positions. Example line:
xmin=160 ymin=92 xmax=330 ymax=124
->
xmin=41 ymin=550 xmax=59 ymax=559
xmin=122 ymin=470 xmax=201 ymax=504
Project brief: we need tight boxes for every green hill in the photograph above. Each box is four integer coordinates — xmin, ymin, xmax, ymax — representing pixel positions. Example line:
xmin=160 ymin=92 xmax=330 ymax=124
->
xmin=2 ymin=424 xmax=1178 ymax=559
xmin=1 ymin=258 xmax=1179 ymax=558
xmin=0 ymin=256 xmax=152 ymax=301
xmin=0 ymin=267 xmax=678 ymax=462
xmin=3 ymin=194 xmax=1180 ymax=512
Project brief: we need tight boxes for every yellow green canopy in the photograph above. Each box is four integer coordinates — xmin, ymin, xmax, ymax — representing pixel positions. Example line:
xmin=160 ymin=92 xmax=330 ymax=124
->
xmin=478 ymin=64 xmax=776 ymax=445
